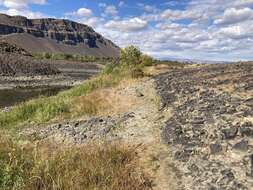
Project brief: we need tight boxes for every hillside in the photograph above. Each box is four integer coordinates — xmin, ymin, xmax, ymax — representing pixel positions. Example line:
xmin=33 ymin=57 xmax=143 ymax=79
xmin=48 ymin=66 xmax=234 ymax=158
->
xmin=0 ymin=41 xmax=59 ymax=76
xmin=0 ymin=14 xmax=120 ymax=57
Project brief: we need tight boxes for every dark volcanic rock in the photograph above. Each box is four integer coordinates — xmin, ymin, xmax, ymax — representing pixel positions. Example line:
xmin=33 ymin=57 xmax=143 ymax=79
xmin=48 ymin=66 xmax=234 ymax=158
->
xmin=0 ymin=41 xmax=30 ymax=56
xmin=210 ymin=143 xmax=223 ymax=154
xmin=222 ymin=127 xmax=238 ymax=139
xmin=233 ymin=140 xmax=248 ymax=151
xmin=0 ymin=41 xmax=59 ymax=76
xmin=155 ymin=62 xmax=253 ymax=190
xmin=240 ymin=127 xmax=253 ymax=137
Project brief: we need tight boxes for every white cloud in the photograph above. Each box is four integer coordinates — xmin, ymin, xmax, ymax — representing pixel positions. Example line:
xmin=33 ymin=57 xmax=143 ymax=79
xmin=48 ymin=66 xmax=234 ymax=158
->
xmin=137 ymin=3 xmax=159 ymax=13
xmin=0 ymin=0 xmax=47 ymax=18
xmin=214 ymin=8 xmax=253 ymax=25
xmin=98 ymin=3 xmax=106 ymax=8
xmin=104 ymin=5 xmax=118 ymax=16
xmin=1 ymin=8 xmax=46 ymax=18
xmin=161 ymin=9 xmax=202 ymax=21
xmin=76 ymin=8 xmax=92 ymax=17
xmin=104 ymin=17 xmax=148 ymax=32
xmin=119 ymin=1 xmax=124 ymax=7
xmin=1 ymin=0 xmax=46 ymax=9
xmin=77 ymin=17 xmax=104 ymax=28
xmin=65 ymin=7 xmax=93 ymax=17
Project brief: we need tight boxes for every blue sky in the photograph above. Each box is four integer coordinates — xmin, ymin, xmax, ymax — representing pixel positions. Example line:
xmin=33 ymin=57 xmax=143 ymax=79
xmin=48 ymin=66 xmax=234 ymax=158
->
xmin=1 ymin=0 xmax=253 ymax=61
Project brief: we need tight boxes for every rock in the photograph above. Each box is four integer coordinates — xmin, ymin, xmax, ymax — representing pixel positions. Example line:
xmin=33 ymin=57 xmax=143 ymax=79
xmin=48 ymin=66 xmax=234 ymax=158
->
xmin=221 ymin=127 xmax=238 ymax=139
xmin=191 ymin=119 xmax=205 ymax=125
xmin=136 ymin=89 xmax=144 ymax=97
xmin=250 ymin=154 xmax=253 ymax=177
xmin=210 ymin=143 xmax=223 ymax=154
xmin=155 ymin=63 xmax=253 ymax=189
xmin=174 ymin=150 xmax=190 ymax=162
xmin=233 ymin=140 xmax=248 ymax=151
xmin=245 ymin=98 xmax=253 ymax=107
xmin=241 ymin=121 xmax=253 ymax=127
xmin=217 ymin=169 xmax=235 ymax=186
xmin=240 ymin=127 xmax=253 ymax=137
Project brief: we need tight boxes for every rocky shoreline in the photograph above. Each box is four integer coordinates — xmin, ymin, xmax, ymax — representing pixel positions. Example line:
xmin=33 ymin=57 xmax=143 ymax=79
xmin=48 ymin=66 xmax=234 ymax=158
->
xmin=0 ymin=75 xmax=81 ymax=90
xmin=155 ymin=63 xmax=253 ymax=190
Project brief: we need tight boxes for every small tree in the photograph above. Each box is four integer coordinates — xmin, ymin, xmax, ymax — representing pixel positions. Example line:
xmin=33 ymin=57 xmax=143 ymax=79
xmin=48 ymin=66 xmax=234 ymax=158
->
xmin=120 ymin=46 xmax=142 ymax=66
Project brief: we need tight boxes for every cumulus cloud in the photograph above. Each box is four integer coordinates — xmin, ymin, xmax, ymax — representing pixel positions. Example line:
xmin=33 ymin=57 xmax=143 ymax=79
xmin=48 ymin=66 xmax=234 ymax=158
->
xmin=104 ymin=17 xmax=148 ymax=32
xmin=214 ymin=7 xmax=253 ymax=25
xmin=118 ymin=1 xmax=125 ymax=7
xmin=104 ymin=5 xmax=118 ymax=16
xmin=65 ymin=7 xmax=93 ymax=17
xmin=161 ymin=9 xmax=202 ymax=21
xmin=0 ymin=0 xmax=46 ymax=9
xmin=2 ymin=8 xmax=45 ymax=18
xmin=0 ymin=0 xmax=47 ymax=18
xmin=137 ymin=3 xmax=159 ymax=13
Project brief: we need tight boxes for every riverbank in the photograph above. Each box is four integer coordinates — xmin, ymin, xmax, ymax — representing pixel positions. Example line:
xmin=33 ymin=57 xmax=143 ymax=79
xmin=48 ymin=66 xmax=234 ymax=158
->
xmin=0 ymin=60 xmax=102 ymax=89
xmin=0 ymin=59 xmax=102 ymax=109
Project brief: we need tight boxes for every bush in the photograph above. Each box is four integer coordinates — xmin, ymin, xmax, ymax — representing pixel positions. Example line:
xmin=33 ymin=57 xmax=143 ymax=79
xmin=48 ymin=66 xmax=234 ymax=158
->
xmin=141 ymin=54 xmax=154 ymax=66
xmin=33 ymin=53 xmax=113 ymax=63
xmin=120 ymin=46 xmax=142 ymax=66
xmin=120 ymin=46 xmax=155 ymax=67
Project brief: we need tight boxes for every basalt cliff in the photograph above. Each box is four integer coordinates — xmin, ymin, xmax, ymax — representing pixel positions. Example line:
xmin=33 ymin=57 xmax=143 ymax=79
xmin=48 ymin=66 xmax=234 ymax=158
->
xmin=0 ymin=14 xmax=119 ymax=57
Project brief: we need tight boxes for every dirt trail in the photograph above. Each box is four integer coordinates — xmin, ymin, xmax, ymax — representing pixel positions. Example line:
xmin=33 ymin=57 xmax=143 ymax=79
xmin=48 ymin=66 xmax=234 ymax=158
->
xmin=110 ymin=77 xmax=180 ymax=190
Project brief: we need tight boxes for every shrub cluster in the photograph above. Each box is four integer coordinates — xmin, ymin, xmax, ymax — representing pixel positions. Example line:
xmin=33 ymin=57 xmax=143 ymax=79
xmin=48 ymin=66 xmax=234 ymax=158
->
xmin=120 ymin=46 xmax=154 ymax=67
xmin=33 ymin=52 xmax=114 ymax=63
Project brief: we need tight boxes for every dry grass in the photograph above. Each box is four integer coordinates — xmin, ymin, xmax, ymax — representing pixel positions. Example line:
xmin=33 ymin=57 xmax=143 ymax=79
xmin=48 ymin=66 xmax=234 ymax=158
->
xmin=0 ymin=135 xmax=152 ymax=190
xmin=143 ymin=64 xmax=174 ymax=76
xmin=70 ymin=77 xmax=140 ymax=118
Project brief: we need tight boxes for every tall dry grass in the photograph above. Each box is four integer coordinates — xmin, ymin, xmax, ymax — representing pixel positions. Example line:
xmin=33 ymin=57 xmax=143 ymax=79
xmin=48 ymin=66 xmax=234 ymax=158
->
xmin=0 ymin=136 xmax=152 ymax=190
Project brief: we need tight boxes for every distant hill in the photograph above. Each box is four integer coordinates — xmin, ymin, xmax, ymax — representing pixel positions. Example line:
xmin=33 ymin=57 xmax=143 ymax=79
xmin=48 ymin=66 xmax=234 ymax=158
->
xmin=0 ymin=14 xmax=120 ymax=57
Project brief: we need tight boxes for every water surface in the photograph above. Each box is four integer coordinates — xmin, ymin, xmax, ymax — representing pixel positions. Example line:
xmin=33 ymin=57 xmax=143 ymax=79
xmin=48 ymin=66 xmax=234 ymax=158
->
xmin=0 ymin=87 xmax=69 ymax=108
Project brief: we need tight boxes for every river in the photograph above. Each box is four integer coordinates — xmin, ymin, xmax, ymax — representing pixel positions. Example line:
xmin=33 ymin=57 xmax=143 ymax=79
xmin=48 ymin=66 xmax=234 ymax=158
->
xmin=0 ymin=86 xmax=70 ymax=108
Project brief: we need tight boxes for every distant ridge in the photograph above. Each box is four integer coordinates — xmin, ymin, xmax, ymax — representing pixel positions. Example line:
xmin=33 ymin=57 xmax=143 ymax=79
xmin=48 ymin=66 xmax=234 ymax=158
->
xmin=0 ymin=14 xmax=120 ymax=57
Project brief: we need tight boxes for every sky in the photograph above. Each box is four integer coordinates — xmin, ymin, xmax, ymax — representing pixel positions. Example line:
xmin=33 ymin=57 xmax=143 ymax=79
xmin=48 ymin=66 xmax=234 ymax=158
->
xmin=0 ymin=0 xmax=253 ymax=61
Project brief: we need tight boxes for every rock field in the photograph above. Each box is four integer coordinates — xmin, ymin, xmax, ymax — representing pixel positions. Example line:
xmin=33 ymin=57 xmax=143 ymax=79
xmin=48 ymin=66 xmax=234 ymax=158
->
xmin=155 ymin=62 xmax=253 ymax=190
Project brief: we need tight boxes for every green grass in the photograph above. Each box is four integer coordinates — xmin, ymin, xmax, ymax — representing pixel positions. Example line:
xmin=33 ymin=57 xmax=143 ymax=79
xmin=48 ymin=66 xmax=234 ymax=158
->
xmin=33 ymin=52 xmax=114 ymax=63
xmin=0 ymin=136 xmax=151 ymax=190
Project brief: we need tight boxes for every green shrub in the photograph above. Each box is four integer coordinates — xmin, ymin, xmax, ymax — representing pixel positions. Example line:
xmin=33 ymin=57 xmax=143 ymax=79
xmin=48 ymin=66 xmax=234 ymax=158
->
xmin=120 ymin=46 xmax=142 ymax=66
xmin=32 ymin=53 xmax=112 ymax=63
xmin=141 ymin=54 xmax=154 ymax=66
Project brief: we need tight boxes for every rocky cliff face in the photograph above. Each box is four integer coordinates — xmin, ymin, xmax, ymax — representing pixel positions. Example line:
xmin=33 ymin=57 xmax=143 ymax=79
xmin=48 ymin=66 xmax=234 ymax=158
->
xmin=0 ymin=14 xmax=120 ymax=57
